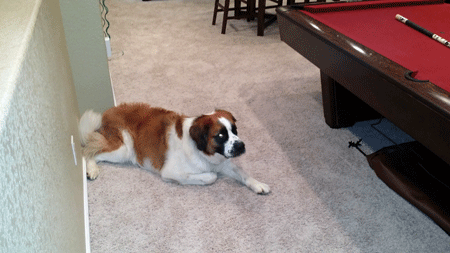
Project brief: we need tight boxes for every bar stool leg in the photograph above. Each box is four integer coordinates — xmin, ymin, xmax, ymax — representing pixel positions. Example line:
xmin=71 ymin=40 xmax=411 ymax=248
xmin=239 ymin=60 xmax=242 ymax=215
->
xmin=221 ymin=0 xmax=230 ymax=34
xmin=257 ymin=0 xmax=265 ymax=36
xmin=212 ymin=0 xmax=220 ymax=25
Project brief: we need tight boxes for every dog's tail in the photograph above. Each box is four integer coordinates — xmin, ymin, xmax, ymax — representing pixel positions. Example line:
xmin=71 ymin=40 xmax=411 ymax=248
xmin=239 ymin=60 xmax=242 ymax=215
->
xmin=79 ymin=110 xmax=102 ymax=145
xmin=79 ymin=110 xmax=106 ymax=158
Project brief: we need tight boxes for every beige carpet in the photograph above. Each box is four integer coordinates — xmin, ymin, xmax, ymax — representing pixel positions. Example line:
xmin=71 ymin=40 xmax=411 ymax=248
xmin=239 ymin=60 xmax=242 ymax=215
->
xmin=87 ymin=0 xmax=450 ymax=252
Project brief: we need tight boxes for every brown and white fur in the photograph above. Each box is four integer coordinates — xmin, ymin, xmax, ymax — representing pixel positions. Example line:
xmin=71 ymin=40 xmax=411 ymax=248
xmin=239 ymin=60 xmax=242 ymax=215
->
xmin=79 ymin=103 xmax=270 ymax=194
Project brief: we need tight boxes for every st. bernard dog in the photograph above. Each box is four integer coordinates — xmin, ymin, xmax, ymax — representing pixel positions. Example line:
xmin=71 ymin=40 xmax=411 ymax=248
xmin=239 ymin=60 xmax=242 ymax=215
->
xmin=79 ymin=103 xmax=270 ymax=194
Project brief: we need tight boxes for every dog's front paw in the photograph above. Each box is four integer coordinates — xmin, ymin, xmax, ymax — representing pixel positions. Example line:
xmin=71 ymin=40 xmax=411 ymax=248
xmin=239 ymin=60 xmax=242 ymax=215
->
xmin=247 ymin=178 xmax=270 ymax=194
xmin=86 ymin=159 xmax=100 ymax=180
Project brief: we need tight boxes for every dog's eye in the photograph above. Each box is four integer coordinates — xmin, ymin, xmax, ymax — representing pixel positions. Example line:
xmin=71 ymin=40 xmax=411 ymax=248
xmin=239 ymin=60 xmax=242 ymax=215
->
xmin=214 ymin=129 xmax=228 ymax=143
xmin=215 ymin=128 xmax=228 ymax=143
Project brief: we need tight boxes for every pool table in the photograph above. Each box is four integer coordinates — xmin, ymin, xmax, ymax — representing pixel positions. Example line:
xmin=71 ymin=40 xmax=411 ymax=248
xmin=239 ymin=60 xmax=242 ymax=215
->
xmin=277 ymin=0 xmax=450 ymax=166
xmin=277 ymin=0 xmax=450 ymax=234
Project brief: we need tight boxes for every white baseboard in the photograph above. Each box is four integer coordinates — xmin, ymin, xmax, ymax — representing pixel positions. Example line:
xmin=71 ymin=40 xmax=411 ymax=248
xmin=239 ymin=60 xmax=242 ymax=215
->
xmin=82 ymin=157 xmax=91 ymax=253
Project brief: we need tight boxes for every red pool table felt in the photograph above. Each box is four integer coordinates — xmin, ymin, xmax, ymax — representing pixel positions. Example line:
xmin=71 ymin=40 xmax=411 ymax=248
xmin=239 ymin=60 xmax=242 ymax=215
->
xmin=301 ymin=0 xmax=450 ymax=91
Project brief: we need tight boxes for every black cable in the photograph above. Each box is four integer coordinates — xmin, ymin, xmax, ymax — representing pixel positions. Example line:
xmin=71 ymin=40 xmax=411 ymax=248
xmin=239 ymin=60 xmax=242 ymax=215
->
xmin=348 ymin=139 xmax=367 ymax=156
xmin=99 ymin=0 xmax=111 ymax=38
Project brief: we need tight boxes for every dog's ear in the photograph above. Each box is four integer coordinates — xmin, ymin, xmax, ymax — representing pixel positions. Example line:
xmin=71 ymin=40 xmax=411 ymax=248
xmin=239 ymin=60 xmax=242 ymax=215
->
xmin=189 ymin=116 xmax=212 ymax=153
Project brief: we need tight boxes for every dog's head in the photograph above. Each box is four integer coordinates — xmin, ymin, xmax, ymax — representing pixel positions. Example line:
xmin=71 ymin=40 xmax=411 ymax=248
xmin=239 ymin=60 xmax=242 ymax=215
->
xmin=189 ymin=110 xmax=245 ymax=158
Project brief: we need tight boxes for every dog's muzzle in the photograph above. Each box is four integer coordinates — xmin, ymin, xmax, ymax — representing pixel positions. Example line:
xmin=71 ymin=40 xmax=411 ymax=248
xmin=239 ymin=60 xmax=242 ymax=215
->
xmin=228 ymin=141 xmax=246 ymax=158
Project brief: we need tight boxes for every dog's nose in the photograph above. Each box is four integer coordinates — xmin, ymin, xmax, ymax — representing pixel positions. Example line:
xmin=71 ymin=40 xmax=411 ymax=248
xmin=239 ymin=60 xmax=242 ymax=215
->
xmin=232 ymin=141 xmax=245 ymax=157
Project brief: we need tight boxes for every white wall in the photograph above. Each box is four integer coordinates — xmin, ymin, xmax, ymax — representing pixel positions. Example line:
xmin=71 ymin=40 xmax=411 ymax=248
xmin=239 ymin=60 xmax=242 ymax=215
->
xmin=59 ymin=0 xmax=116 ymax=114
xmin=0 ymin=0 xmax=86 ymax=251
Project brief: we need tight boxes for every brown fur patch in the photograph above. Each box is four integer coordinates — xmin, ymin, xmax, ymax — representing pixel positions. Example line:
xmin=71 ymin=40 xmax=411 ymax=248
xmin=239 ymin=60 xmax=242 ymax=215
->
xmin=176 ymin=117 xmax=184 ymax=139
xmin=98 ymin=103 xmax=184 ymax=170
xmin=214 ymin=109 xmax=236 ymax=123
xmin=189 ymin=115 xmax=213 ymax=154
xmin=82 ymin=132 xmax=111 ymax=158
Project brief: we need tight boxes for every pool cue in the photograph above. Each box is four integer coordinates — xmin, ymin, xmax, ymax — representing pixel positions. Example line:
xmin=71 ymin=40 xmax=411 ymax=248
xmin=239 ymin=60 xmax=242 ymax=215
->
xmin=395 ymin=14 xmax=450 ymax=48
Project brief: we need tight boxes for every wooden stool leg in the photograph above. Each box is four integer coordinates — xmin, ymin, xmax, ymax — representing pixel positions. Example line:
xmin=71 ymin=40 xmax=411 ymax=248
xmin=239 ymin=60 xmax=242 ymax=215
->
xmin=247 ymin=0 xmax=255 ymax=21
xmin=221 ymin=0 xmax=230 ymax=34
xmin=212 ymin=0 xmax=220 ymax=25
xmin=257 ymin=0 xmax=265 ymax=36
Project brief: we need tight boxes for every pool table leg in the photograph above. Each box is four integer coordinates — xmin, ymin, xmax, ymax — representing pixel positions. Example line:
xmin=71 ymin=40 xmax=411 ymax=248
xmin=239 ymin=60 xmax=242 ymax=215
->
xmin=321 ymin=71 xmax=381 ymax=128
